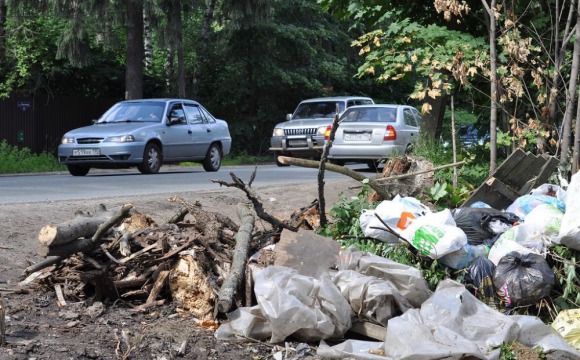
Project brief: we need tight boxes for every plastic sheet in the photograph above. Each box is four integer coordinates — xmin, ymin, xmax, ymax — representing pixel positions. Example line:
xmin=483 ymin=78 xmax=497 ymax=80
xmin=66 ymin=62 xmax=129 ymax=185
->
xmin=318 ymin=280 xmax=580 ymax=359
xmin=216 ymin=266 xmax=352 ymax=343
xmin=337 ymin=247 xmax=431 ymax=308
xmin=333 ymin=270 xmax=412 ymax=326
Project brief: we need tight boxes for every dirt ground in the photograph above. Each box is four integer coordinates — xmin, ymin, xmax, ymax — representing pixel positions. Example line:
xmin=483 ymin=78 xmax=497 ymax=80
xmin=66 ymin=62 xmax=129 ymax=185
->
xmin=0 ymin=178 xmax=362 ymax=360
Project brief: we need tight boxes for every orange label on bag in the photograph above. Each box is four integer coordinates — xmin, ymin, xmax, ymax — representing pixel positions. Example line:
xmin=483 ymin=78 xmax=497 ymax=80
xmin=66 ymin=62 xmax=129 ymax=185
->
xmin=397 ymin=212 xmax=416 ymax=230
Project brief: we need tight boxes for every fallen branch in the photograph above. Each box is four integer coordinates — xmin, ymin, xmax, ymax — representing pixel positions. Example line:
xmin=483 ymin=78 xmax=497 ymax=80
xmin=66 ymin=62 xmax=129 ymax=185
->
xmin=278 ymin=156 xmax=465 ymax=199
xmin=216 ymin=203 xmax=256 ymax=314
xmin=317 ymin=110 xmax=340 ymax=228
xmin=211 ymin=169 xmax=298 ymax=232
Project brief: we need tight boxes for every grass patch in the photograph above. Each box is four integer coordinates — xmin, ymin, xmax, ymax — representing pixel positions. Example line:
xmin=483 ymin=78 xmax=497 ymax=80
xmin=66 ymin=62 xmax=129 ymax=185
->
xmin=0 ymin=140 xmax=65 ymax=174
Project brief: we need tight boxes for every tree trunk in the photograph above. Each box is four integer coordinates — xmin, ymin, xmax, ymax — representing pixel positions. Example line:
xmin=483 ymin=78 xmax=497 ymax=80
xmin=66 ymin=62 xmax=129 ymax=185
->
xmin=143 ymin=7 xmax=154 ymax=72
xmin=560 ymin=1 xmax=580 ymax=169
xmin=192 ymin=0 xmax=217 ymax=98
xmin=419 ymin=92 xmax=447 ymax=139
xmin=482 ymin=0 xmax=498 ymax=173
xmin=125 ymin=0 xmax=144 ymax=99
xmin=548 ymin=0 xmax=576 ymax=125
xmin=171 ymin=0 xmax=185 ymax=97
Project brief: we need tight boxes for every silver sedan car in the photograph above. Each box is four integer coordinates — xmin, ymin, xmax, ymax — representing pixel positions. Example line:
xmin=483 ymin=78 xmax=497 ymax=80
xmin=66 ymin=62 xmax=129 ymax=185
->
xmin=326 ymin=104 xmax=421 ymax=169
xmin=58 ymin=99 xmax=232 ymax=176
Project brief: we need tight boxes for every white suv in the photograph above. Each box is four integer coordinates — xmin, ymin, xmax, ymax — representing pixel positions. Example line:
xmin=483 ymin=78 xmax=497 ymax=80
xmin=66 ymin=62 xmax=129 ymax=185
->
xmin=269 ymin=96 xmax=374 ymax=166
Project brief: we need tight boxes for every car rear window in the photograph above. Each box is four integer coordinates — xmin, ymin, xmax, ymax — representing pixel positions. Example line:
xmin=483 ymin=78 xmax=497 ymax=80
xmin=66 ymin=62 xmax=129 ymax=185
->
xmin=342 ymin=108 xmax=396 ymax=123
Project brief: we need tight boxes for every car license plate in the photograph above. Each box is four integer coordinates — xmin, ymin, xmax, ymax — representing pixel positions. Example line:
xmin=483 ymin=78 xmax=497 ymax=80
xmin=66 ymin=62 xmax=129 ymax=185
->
xmin=73 ymin=148 xmax=100 ymax=156
xmin=344 ymin=133 xmax=371 ymax=141
xmin=289 ymin=139 xmax=308 ymax=147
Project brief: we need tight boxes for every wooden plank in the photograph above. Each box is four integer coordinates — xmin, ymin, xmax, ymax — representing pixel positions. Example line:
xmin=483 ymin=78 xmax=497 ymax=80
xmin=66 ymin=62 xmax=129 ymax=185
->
xmin=349 ymin=321 xmax=387 ymax=341
xmin=498 ymin=154 xmax=539 ymax=189
xmin=535 ymin=156 xmax=559 ymax=185
xmin=463 ymin=177 xmax=519 ymax=210
xmin=493 ymin=149 xmax=528 ymax=180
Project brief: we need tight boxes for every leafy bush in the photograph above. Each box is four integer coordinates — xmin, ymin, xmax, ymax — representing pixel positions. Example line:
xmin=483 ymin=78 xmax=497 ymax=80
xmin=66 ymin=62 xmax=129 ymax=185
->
xmin=0 ymin=140 xmax=64 ymax=174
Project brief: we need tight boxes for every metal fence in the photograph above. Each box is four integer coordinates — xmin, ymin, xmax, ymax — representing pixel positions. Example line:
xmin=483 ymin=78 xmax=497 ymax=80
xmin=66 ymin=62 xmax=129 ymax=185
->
xmin=0 ymin=95 xmax=119 ymax=154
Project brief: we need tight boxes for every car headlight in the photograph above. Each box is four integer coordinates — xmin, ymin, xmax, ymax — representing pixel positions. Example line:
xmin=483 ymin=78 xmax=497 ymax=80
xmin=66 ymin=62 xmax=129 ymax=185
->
xmin=105 ymin=135 xmax=135 ymax=143
xmin=273 ymin=128 xmax=285 ymax=137
xmin=318 ymin=126 xmax=328 ymax=135
xmin=61 ymin=137 xmax=75 ymax=144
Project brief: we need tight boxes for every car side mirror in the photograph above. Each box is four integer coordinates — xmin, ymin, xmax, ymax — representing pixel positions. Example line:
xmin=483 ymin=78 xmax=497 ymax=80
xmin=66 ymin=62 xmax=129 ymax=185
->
xmin=286 ymin=114 xmax=292 ymax=121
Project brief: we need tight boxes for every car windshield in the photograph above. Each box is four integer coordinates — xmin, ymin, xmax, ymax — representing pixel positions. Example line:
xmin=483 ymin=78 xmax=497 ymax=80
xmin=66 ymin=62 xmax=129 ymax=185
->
xmin=341 ymin=107 xmax=396 ymax=123
xmin=97 ymin=101 xmax=166 ymax=123
xmin=292 ymin=101 xmax=345 ymax=119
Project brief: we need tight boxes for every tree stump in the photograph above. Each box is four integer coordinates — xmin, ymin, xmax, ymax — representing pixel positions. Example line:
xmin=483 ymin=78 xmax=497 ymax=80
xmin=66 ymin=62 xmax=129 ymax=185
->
xmin=368 ymin=156 xmax=434 ymax=202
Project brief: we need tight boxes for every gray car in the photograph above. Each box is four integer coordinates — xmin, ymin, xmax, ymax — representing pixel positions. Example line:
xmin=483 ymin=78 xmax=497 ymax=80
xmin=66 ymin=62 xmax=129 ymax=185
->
xmin=58 ymin=98 xmax=232 ymax=176
xmin=269 ymin=96 xmax=374 ymax=166
xmin=327 ymin=104 xmax=421 ymax=168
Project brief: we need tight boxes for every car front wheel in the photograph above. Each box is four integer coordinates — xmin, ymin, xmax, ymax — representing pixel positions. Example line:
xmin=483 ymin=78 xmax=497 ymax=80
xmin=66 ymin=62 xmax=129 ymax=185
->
xmin=202 ymin=143 xmax=222 ymax=172
xmin=67 ymin=164 xmax=90 ymax=176
xmin=138 ymin=143 xmax=162 ymax=174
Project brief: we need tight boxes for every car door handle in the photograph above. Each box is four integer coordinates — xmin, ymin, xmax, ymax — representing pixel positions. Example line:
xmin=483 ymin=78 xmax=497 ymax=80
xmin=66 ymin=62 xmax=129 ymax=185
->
xmin=206 ymin=128 xmax=211 ymax=133
xmin=188 ymin=130 xmax=192 ymax=134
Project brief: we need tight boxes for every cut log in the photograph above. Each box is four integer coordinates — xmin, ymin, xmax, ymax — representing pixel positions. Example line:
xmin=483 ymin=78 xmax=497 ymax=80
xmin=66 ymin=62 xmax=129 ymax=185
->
xmin=38 ymin=216 xmax=110 ymax=248
xmin=216 ymin=203 xmax=255 ymax=314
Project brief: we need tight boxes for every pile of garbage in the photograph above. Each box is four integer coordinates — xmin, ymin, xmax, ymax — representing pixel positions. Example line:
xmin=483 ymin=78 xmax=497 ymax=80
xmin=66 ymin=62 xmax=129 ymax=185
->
xmin=216 ymin=172 xmax=580 ymax=359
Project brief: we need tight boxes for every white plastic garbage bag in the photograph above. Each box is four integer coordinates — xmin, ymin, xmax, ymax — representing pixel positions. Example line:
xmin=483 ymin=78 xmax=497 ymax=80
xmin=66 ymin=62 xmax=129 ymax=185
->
xmin=522 ymin=204 xmax=564 ymax=246
xmin=337 ymin=247 xmax=431 ymax=308
xmin=488 ymin=226 xmax=536 ymax=265
xmin=400 ymin=209 xmax=468 ymax=259
xmin=359 ymin=195 xmax=431 ymax=243
xmin=530 ymin=183 xmax=567 ymax=203
xmin=332 ymin=270 xmax=412 ymax=326
xmin=558 ymin=171 xmax=580 ymax=251
xmin=506 ymin=194 xmax=565 ymax=219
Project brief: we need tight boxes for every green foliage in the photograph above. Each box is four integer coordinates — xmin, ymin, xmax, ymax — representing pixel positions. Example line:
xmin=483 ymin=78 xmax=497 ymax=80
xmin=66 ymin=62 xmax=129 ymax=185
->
xmin=549 ymin=245 xmax=580 ymax=309
xmin=321 ymin=180 xmax=376 ymax=240
xmin=412 ymin=133 xmax=453 ymax=166
xmin=0 ymin=141 xmax=65 ymax=174
xmin=424 ymin=181 xmax=470 ymax=210
xmin=494 ymin=342 xmax=516 ymax=360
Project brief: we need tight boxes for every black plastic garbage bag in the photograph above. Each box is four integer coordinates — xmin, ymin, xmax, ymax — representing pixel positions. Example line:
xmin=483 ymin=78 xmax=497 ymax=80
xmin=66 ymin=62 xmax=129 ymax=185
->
xmin=452 ymin=208 xmax=519 ymax=245
xmin=465 ymin=256 xmax=497 ymax=309
xmin=492 ymin=251 xmax=554 ymax=307
xmin=481 ymin=212 xmax=521 ymax=235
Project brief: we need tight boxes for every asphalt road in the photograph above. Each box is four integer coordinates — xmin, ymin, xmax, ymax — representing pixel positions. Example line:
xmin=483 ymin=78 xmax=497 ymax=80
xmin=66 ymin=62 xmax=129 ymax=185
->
xmin=0 ymin=164 xmax=361 ymax=204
